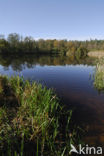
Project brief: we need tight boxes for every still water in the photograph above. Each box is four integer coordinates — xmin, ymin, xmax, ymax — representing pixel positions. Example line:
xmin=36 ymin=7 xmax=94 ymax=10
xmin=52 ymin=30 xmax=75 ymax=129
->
xmin=0 ymin=55 xmax=104 ymax=148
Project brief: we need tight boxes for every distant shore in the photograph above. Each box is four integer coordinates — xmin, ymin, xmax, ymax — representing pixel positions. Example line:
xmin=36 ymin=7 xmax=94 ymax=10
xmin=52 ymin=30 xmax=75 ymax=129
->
xmin=88 ymin=51 xmax=104 ymax=58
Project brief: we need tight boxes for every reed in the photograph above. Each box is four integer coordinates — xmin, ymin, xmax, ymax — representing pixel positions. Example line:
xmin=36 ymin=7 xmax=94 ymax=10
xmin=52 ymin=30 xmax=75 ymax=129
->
xmin=94 ymin=57 xmax=104 ymax=91
xmin=0 ymin=75 xmax=80 ymax=156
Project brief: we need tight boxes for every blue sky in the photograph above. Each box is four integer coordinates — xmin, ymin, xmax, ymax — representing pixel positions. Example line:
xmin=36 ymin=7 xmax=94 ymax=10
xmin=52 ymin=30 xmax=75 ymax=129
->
xmin=0 ymin=0 xmax=104 ymax=40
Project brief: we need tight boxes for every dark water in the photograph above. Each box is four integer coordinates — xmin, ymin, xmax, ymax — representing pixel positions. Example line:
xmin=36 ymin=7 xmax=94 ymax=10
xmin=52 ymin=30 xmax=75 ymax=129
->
xmin=0 ymin=54 xmax=104 ymax=148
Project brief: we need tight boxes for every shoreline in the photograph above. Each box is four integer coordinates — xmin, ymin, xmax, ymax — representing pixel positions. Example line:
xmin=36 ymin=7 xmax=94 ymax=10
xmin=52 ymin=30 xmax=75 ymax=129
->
xmin=88 ymin=51 xmax=104 ymax=58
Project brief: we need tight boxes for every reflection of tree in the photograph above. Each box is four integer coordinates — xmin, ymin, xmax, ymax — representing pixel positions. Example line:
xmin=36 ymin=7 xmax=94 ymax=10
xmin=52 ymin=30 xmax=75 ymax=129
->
xmin=0 ymin=54 xmax=97 ymax=72
xmin=11 ymin=63 xmax=23 ymax=72
xmin=3 ymin=67 xmax=9 ymax=71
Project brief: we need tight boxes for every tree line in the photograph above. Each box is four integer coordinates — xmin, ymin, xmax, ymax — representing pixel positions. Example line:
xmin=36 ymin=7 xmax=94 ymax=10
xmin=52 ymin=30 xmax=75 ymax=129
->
xmin=0 ymin=33 xmax=104 ymax=58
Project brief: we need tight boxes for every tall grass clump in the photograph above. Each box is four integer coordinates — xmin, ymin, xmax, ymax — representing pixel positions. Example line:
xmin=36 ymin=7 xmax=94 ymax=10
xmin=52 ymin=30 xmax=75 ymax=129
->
xmin=0 ymin=75 xmax=81 ymax=156
xmin=94 ymin=57 xmax=104 ymax=91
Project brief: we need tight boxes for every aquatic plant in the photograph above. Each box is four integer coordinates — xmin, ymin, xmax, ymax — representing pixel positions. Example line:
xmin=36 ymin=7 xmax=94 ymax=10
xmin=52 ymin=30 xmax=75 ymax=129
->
xmin=94 ymin=57 xmax=104 ymax=91
xmin=0 ymin=75 xmax=80 ymax=156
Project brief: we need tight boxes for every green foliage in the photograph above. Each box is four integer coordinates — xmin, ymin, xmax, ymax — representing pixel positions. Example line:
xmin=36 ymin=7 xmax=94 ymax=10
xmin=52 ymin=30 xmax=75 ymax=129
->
xmin=94 ymin=71 xmax=104 ymax=90
xmin=0 ymin=76 xmax=81 ymax=156
xmin=1 ymin=33 xmax=104 ymax=56
xmin=0 ymin=39 xmax=10 ymax=53
xmin=75 ymin=47 xmax=88 ymax=59
xmin=94 ymin=58 xmax=104 ymax=91
xmin=7 ymin=33 xmax=20 ymax=45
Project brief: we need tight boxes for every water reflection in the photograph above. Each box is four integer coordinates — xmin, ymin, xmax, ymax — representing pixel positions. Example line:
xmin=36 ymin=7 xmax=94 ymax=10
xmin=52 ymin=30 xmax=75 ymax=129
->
xmin=0 ymin=54 xmax=97 ymax=72
xmin=0 ymin=54 xmax=104 ymax=149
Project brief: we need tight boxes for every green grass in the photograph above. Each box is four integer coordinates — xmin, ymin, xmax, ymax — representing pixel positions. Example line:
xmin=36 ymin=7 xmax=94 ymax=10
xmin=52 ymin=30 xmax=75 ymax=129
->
xmin=94 ymin=57 xmax=104 ymax=91
xmin=0 ymin=75 xmax=81 ymax=156
xmin=94 ymin=71 xmax=104 ymax=90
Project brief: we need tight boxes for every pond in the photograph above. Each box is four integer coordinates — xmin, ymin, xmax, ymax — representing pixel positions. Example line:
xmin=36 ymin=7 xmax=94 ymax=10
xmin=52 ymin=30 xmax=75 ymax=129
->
xmin=0 ymin=54 xmax=104 ymax=148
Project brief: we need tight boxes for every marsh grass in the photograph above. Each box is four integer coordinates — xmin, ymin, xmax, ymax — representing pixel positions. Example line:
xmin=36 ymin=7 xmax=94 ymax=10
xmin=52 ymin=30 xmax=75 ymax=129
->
xmin=0 ymin=75 xmax=81 ymax=156
xmin=94 ymin=57 xmax=104 ymax=91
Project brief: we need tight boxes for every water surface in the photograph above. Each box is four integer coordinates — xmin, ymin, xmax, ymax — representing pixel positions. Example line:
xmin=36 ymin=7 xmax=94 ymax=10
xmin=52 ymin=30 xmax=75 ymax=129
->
xmin=0 ymin=54 xmax=104 ymax=148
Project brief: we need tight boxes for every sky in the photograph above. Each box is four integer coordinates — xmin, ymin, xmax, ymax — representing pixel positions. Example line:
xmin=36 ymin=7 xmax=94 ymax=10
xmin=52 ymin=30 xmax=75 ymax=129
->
xmin=0 ymin=0 xmax=104 ymax=40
